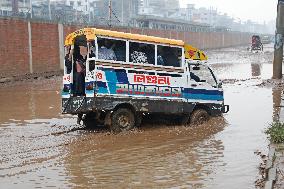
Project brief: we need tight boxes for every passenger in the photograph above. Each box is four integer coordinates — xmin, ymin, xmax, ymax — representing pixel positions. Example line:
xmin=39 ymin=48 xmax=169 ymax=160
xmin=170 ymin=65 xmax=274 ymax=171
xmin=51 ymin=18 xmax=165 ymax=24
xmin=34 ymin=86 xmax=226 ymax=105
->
xmin=113 ymin=41 xmax=126 ymax=61
xmin=142 ymin=45 xmax=155 ymax=65
xmin=157 ymin=48 xmax=165 ymax=65
xmin=98 ymin=40 xmax=117 ymax=60
xmin=130 ymin=43 xmax=148 ymax=64
xmin=74 ymin=45 xmax=87 ymax=96
xmin=157 ymin=55 xmax=164 ymax=65
xmin=162 ymin=46 xmax=180 ymax=67
xmin=74 ymin=45 xmax=88 ymax=125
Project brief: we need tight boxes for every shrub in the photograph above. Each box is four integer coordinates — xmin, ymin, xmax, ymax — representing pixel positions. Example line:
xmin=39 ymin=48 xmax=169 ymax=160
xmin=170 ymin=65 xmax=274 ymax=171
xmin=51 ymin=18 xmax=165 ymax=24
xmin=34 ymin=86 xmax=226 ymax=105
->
xmin=265 ymin=122 xmax=284 ymax=143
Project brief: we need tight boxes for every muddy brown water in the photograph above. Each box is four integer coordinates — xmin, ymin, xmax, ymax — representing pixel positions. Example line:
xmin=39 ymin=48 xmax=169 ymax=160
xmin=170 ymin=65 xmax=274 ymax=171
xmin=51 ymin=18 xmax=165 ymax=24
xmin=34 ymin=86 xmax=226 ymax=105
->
xmin=0 ymin=44 xmax=282 ymax=188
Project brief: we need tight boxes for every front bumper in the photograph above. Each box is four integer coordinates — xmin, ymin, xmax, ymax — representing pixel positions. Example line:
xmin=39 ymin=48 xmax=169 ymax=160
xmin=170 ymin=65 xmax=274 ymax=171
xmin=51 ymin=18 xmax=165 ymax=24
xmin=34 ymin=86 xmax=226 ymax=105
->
xmin=221 ymin=105 xmax=229 ymax=113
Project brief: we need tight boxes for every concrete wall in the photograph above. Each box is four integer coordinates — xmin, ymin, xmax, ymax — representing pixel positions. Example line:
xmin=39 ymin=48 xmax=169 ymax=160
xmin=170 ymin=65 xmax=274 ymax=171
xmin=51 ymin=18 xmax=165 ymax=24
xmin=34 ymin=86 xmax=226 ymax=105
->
xmin=0 ymin=19 xmax=30 ymax=77
xmin=0 ymin=18 xmax=251 ymax=78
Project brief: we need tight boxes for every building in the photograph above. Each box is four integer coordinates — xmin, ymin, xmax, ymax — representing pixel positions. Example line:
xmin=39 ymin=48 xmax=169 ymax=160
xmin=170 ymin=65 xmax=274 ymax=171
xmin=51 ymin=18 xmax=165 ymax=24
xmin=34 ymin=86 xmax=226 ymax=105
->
xmin=90 ymin=0 xmax=140 ymax=25
xmin=139 ymin=0 xmax=179 ymax=17
xmin=0 ymin=0 xmax=51 ymax=16
xmin=167 ymin=4 xmax=195 ymax=22
xmin=214 ymin=13 xmax=234 ymax=28
xmin=64 ymin=0 xmax=91 ymax=14
xmin=183 ymin=5 xmax=218 ymax=26
xmin=133 ymin=15 xmax=211 ymax=32
xmin=0 ymin=0 xmax=32 ymax=15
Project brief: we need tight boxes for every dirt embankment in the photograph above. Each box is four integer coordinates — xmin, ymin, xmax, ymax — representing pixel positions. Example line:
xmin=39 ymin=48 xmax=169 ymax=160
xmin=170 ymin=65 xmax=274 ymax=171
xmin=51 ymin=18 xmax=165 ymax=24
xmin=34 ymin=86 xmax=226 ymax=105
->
xmin=0 ymin=71 xmax=63 ymax=87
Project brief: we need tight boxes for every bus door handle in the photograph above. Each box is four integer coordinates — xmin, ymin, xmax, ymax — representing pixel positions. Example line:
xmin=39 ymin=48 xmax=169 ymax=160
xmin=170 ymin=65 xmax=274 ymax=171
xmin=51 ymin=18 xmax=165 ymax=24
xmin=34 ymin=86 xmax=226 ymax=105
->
xmin=191 ymin=84 xmax=197 ymax=87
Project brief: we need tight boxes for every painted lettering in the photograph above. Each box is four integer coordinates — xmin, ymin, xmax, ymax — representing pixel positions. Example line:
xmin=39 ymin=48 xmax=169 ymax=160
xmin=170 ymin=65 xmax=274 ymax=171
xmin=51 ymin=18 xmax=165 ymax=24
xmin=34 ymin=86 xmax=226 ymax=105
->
xmin=134 ymin=74 xmax=146 ymax=83
xmin=146 ymin=75 xmax=157 ymax=84
xmin=134 ymin=74 xmax=170 ymax=85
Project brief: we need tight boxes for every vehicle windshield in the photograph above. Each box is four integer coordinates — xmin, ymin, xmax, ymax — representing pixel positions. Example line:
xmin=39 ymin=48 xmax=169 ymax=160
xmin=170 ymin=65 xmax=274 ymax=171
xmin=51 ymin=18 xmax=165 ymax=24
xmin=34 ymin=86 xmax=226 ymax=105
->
xmin=189 ymin=64 xmax=217 ymax=87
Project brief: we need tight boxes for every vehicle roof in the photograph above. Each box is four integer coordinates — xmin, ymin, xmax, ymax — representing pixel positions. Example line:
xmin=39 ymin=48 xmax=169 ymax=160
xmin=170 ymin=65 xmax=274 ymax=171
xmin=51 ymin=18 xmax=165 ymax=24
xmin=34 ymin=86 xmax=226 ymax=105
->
xmin=65 ymin=28 xmax=185 ymax=47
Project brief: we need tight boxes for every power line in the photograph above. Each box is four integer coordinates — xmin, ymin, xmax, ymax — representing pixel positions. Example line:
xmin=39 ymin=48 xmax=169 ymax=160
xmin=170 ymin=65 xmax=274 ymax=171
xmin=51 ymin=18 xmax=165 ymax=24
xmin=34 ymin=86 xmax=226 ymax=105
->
xmin=111 ymin=9 xmax=121 ymax=23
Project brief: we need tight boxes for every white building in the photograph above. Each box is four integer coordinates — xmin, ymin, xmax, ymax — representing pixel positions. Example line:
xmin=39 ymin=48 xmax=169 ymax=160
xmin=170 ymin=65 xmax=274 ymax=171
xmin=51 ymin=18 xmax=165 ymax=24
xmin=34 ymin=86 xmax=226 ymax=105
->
xmin=64 ymin=0 xmax=87 ymax=14
xmin=139 ymin=0 xmax=179 ymax=17
xmin=0 ymin=0 xmax=54 ymax=15
xmin=63 ymin=0 xmax=103 ymax=14
xmin=0 ymin=0 xmax=39 ymax=15
xmin=191 ymin=7 xmax=218 ymax=26
xmin=168 ymin=4 xmax=194 ymax=21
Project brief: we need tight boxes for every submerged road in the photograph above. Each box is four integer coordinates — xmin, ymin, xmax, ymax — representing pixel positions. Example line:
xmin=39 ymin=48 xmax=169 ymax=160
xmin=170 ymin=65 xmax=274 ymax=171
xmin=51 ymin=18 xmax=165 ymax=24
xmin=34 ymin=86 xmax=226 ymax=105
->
xmin=0 ymin=44 xmax=280 ymax=188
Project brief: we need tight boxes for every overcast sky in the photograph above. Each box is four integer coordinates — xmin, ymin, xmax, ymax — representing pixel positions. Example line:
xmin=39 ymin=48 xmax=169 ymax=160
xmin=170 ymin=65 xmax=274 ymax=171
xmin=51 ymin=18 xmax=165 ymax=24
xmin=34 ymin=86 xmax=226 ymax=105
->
xmin=179 ymin=0 xmax=278 ymax=23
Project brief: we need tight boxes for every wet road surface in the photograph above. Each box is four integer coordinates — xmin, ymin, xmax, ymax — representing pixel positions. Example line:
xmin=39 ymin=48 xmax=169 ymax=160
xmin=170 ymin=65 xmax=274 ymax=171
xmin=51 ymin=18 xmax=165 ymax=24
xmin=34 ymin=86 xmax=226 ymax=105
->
xmin=0 ymin=44 xmax=282 ymax=188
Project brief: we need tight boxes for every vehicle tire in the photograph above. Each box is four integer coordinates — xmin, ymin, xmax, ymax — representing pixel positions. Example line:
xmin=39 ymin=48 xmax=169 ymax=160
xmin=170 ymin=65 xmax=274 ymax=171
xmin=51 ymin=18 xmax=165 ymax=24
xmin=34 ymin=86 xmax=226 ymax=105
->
xmin=110 ymin=108 xmax=135 ymax=132
xmin=190 ymin=109 xmax=209 ymax=125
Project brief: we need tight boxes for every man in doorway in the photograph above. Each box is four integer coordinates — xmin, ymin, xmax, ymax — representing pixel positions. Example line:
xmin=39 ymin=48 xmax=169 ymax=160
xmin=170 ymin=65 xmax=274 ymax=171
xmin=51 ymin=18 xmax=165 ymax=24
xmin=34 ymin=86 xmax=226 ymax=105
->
xmin=74 ymin=45 xmax=87 ymax=125
xmin=74 ymin=45 xmax=87 ymax=96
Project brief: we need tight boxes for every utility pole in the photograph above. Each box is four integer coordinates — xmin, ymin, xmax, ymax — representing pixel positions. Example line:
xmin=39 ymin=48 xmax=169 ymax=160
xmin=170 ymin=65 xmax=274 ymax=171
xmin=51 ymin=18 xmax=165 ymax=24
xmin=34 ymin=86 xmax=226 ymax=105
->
xmin=12 ymin=0 xmax=18 ymax=15
xmin=30 ymin=0 xmax=32 ymax=18
xmin=48 ymin=0 xmax=51 ymax=20
xmin=109 ymin=0 xmax=112 ymax=27
xmin=273 ymin=0 xmax=284 ymax=79
xmin=75 ymin=1 xmax=77 ymax=22
xmin=122 ymin=0 xmax=124 ymax=24
xmin=88 ymin=0 xmax=90 ymax=23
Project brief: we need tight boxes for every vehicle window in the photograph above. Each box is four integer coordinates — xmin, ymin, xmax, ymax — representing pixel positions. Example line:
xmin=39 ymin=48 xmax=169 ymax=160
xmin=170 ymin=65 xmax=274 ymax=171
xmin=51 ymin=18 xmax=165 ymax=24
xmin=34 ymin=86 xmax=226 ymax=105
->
xmin=89 ymin=60 xmax=96 ymax=71
xmin=157 ymin=46 xmax=182 ymax=67
xmin=190 ymin=65 xmax=216 ymax=87
xmin=89 ymin=40 xmax=96 ymax=58
xmin=129 ymin=42 xmax=155 ymax=65
xmin=97 ymin=37 xmax=126 ymax=61
xmin=64 ymin=45 xmax=72 ymax=74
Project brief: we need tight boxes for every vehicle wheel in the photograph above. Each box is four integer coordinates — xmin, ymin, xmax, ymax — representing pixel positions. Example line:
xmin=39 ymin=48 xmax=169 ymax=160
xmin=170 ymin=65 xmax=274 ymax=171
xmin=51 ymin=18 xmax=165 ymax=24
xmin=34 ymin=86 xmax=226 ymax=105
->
xmin=110 ymin=108 xmax=135 ymax=132
xmin=190 ymin=109 xmax=209 ymax=125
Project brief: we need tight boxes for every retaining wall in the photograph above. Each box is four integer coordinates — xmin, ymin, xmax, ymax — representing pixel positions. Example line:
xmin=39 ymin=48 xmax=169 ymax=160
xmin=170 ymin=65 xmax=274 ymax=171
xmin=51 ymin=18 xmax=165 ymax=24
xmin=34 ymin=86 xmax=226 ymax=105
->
xmin=0 ymin=18 xmax=251 ymax=78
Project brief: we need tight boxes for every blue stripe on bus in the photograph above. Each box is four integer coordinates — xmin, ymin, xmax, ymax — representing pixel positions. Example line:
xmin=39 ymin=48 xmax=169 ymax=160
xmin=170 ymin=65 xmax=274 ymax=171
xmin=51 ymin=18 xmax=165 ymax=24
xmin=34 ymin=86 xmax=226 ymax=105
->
xmin=105 ymin=70 xmax=118 ymax=94
xmin=98 ymin=87 xmax=109 ymax=94
xmin=116 ymin=71 xmax=129 ymax=84
xmin=96 ymin=81 xmax=107 ymax=88
xmin=95 ymin=81 xmax=108 ymax=94
xmin=183 ymin=88 xmax=223 ymax=96
xmin=183 ymin=93 xmax=224 ymax=101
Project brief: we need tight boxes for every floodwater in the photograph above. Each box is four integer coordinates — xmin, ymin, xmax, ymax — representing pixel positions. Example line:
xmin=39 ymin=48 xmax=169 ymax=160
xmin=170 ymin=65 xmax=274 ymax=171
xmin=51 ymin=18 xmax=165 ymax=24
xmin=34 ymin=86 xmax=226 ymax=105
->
xmin=0 ymin=44 xmax=282 ymax=188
